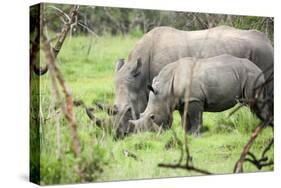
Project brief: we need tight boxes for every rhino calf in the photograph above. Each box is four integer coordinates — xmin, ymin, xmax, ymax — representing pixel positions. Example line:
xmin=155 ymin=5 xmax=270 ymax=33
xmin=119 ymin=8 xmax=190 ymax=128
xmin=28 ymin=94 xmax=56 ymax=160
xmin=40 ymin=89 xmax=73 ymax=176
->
xmin=128 ymin=54 xmax=265 ymax=136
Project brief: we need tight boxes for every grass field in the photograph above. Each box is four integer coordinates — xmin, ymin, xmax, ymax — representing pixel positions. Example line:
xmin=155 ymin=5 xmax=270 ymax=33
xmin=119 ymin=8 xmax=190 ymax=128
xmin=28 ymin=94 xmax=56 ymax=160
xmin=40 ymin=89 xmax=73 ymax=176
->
xmin=37 ymin=35 xmax=273 ymax=185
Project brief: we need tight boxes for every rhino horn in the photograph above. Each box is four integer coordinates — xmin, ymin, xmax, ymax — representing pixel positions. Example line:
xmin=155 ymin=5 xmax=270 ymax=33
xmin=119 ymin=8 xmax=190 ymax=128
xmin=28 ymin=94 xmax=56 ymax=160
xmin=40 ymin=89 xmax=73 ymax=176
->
xmin=169 ymin=74 xmax=175 ymax=95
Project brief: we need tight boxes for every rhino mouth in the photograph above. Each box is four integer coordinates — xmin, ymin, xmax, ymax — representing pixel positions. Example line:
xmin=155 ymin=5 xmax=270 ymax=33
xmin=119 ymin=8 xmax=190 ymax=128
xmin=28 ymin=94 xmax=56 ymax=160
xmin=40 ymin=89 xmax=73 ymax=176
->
xmin=114 ymin=104 xmax=138 ymax=139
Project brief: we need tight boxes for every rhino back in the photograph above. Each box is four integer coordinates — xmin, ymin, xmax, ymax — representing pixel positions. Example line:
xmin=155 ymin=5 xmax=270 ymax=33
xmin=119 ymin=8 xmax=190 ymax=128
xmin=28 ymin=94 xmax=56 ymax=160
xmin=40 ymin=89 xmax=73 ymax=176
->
xmin=170 ymin=55 xmax=263 ymax=112
xmin=151 ymin=26 xmax=271 ymax=80
xmin=126 ymin=26 xmax=272 ymax=89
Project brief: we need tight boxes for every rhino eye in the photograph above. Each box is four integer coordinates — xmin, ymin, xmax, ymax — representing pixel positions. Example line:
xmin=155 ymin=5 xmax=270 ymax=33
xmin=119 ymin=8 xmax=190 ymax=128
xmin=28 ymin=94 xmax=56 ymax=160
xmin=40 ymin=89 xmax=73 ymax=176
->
xmin=132 ymin=71 xmax=141 ymax=77
xmin=150 ymin=114 xmax=155 ymax=120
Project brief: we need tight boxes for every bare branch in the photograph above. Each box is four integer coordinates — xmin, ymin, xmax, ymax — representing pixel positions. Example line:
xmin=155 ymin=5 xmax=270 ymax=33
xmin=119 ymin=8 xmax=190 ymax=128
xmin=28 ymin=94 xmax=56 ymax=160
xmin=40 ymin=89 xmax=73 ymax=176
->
xmin=31 ymin=5 xmax=80 ymax=76
xmin=74 ymin=99 xmax=108 ymax=128
xmin=158 ymin=163 xmax=212 ymax=175
xmin=233 ymin=120 xmax=270 ymax=173
xmin=241 ymin=137 xmax=273 ymax=170
xmin=52 ymin=5 xmax=80 ymax=57
xmin=47 ymin=5 xmax=71 ymax=22
xmin=78 ymin=21 xmax=100 ymax=38
xmin=95 ymin=102 xmax=117 ymax=115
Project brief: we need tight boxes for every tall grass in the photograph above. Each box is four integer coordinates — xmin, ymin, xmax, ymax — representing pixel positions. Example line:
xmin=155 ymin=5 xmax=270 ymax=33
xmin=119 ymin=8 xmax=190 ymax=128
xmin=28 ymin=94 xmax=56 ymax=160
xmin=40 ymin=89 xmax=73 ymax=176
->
xmin=37 ymin=35 xmax=273 ymax=185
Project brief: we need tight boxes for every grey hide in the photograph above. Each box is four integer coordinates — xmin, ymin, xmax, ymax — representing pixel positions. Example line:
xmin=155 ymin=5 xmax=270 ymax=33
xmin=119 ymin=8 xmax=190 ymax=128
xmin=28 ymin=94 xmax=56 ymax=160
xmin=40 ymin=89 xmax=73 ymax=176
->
xmin=128 ymin=55 xmax=265 ymax=136
xmin=114 ymin=26 xmax=273 ymax=138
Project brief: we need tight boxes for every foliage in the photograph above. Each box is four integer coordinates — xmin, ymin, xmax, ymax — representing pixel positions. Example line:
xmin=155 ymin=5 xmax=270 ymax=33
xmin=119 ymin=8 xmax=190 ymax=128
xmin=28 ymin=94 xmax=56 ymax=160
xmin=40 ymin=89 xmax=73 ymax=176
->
xmin=204 ymin=106 xmax=260 ymax=134
xmin=42 ymin=3 xmax=273 ymax=42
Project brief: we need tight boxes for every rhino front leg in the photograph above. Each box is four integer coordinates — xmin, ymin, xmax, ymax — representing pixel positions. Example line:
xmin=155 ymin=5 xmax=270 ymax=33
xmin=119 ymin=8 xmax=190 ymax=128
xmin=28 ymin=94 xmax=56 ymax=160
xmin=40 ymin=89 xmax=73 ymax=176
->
xmin=182 ymin=101 xmax=203 ymax=136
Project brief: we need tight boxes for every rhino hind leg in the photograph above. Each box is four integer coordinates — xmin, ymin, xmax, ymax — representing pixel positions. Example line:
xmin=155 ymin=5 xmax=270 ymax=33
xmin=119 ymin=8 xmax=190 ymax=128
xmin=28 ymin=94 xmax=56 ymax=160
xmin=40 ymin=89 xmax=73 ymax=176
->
xmin=182 ymin=101 xmax=203 ymax=136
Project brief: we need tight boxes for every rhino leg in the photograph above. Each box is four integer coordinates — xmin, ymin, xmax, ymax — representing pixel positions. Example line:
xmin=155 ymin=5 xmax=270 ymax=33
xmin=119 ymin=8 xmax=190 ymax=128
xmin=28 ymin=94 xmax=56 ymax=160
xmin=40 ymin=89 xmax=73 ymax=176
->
xmin=181 ymin=101 xmax=203 ymax=136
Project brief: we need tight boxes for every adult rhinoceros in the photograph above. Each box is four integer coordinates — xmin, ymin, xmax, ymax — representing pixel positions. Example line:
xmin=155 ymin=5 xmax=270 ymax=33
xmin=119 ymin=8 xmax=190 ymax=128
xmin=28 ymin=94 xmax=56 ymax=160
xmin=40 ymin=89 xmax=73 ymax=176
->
xmin=112 ymin=26 xmax=273 ymax=138
xmin=128 ymin=55 xmax=265 ymax=136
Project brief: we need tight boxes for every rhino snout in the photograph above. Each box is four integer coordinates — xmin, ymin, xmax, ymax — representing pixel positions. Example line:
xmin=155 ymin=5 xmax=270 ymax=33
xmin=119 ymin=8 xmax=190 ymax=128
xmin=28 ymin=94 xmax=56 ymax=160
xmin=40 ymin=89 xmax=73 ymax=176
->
xmin=128 ymin=120 xmax=137 ymax=132
xmin=128 ymin=119 xmax=146 ymax=132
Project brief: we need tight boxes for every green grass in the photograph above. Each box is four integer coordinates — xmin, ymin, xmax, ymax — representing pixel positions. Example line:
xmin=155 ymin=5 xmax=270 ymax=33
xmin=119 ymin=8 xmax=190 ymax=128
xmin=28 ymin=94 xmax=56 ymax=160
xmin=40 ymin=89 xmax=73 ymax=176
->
xmin=37 ymin=35 xmax=273 ymax=185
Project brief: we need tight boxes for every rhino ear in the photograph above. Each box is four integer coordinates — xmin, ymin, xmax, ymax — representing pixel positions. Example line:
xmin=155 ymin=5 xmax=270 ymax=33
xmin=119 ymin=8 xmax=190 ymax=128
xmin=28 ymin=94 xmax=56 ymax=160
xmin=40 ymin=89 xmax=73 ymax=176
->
xmin=147 ymin=84 xmax=158 ymax=95
xmin=131 ymin=58 xmax=142 ymax=77
xmin=115 ymin=59 xmax=125 ymax=72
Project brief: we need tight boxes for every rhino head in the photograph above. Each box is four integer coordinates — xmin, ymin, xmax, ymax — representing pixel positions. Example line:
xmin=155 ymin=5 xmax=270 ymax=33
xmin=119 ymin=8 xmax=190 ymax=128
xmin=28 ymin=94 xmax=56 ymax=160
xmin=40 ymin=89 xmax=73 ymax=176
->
xmin=251 ymin=68 xmax=273 ymax=125
xmin=127 ymin=75 xmax=176 ymax=134
xmin=114 ymin=58 xmax=150 ymax=138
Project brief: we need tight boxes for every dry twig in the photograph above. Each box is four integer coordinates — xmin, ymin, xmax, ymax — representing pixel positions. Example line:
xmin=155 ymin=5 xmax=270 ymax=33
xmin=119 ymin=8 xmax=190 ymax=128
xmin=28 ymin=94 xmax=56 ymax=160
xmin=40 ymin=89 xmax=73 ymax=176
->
xmin=52 ymin=5 xmax=80 ymax=57
xmin=233 ymin=120 xmax=269 ymax=173
xmin=73 ymin=99 xmax=106 ymax=128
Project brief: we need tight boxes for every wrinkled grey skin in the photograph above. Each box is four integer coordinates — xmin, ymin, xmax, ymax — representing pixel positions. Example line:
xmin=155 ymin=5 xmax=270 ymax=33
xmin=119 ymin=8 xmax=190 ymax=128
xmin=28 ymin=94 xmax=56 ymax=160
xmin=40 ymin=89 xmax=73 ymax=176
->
xmin=128 ymin=55 xmax=265 ymax=136
xmin=114 ymin=26 xmax=273 ymax=138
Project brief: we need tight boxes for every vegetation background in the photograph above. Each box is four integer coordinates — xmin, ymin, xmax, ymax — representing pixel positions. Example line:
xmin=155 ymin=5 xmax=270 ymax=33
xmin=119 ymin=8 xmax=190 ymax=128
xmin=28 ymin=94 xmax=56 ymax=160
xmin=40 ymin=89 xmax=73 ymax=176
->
xmin=30 ymin=3 xmax=274 ymax=185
